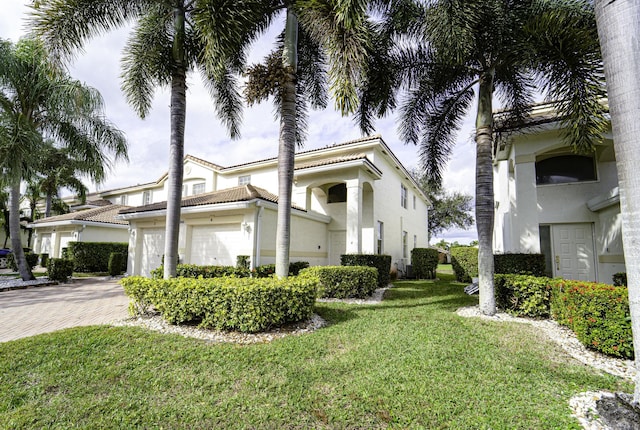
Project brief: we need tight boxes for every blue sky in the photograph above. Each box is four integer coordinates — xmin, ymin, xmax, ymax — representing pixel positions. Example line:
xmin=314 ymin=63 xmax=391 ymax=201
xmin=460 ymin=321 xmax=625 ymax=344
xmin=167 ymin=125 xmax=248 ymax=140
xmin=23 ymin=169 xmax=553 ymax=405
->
xmin=3 ymin=1 xmax=479 ymax=244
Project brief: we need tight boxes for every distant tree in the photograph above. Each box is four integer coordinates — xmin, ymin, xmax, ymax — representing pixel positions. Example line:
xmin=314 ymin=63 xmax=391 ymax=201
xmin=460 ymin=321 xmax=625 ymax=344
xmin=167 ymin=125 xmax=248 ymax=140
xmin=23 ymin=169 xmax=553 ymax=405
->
xmin=433 ymin=239 xmax=450 ymax=250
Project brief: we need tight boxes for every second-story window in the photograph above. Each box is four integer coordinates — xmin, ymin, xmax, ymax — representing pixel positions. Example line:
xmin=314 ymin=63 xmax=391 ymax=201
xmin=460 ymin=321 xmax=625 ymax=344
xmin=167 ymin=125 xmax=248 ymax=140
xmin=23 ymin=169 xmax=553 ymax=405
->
xmin=192 ymin=182 xmax=206 ymax=195
xmin=401 ymin=184 xmax=408 ymax=209
xmin=119 ymin=195 xmax=127 ymax=205
xmin=238 ymin=175 xmax=251 ymax=186
xmin=413 ymin=195 xmax=416 ymax=210
xmin=142 ymin=191 xmax=152 ymax=205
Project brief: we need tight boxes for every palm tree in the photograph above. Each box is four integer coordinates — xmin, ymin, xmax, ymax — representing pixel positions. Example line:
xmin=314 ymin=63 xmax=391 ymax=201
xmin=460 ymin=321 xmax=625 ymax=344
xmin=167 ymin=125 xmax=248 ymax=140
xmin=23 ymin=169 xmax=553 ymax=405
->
xmin=30 ymin=0 xmax=273 ymax=279
xmin=0 ymin=38 xmax=127 ymax=281
xmin=245 ymin=2 xmax=372 ymax=277
xmin=595 ymin=0 xmax=640 ymax=402
xmin=362 ymin=0 xmax=607 ymax=315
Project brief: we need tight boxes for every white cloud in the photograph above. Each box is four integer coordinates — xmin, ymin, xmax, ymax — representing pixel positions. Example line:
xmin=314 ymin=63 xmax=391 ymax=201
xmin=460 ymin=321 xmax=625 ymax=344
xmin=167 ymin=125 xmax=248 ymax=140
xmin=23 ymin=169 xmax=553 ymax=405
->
xmin=5 ymin=0 xmax=480 ymax=241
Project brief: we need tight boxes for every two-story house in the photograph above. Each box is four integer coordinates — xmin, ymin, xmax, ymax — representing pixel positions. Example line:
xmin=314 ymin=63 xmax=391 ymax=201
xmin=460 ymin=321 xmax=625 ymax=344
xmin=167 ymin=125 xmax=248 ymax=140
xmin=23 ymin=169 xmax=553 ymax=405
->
xmin=32 ymin=135 xmax=430 ymax=277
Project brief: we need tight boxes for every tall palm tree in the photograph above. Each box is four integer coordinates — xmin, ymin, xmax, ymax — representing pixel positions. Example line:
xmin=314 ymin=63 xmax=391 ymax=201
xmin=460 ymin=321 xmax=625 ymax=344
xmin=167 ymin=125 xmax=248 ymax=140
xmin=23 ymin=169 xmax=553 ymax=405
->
xmin=245 ymin=2 xmax=372 ymax=277
xmin=362 ymin=0 xmax=607 ymax=315
xmin=30 ymin=0 xmax=273 ymax=279
xmin=0 ymin=38 xmax=127 ymax=281
xmin=595 ymin=0 xmax=640 ymax=402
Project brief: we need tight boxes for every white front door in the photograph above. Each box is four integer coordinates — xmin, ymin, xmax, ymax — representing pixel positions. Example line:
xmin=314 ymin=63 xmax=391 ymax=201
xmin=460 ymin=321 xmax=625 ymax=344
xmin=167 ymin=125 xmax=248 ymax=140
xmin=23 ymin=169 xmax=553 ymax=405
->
xmin=329 ymin=230 xmax=346 ymax=265
xmin=551 ymin=223 xmax=596 ymax=281
xmin=40 ymin=233 xmax=52 ymax=254
xmin=141 ymin=228 xmax=165 ymax=277
xmin=189 ymin=224 xmax=241 ymax=266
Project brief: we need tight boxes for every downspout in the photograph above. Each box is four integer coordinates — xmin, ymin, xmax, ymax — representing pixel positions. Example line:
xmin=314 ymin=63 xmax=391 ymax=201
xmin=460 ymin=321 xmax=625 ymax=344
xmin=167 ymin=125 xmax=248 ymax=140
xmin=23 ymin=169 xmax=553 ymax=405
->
xmin=253 ymin=202 xmax=265 ymax=269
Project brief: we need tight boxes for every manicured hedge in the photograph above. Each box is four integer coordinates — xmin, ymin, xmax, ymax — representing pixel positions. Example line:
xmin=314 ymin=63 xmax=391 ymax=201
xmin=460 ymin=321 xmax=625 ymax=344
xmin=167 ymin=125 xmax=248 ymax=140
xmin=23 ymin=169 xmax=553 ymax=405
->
xmin=151 ymin=264 xmax=249 ymax=279
xmin=341 ymin=254 xmax=391 ymax=288
xmin=120 ymin=275 xmax=317 ymax=333
xmin=411 ymin=248 xmax=439 ymax=279
xmin=40 ymin=253 xmax=49 ymax=268
xmin=495 ymin=274 xmax=553 ymax=318
xmin=300 ymin=266 xmax=378 ymax=299
xmin=613 ymin=272 xmax=627 ymax=287
xmin=550 ymin=280 xmax=633 ymax=359
xmin=67 ymin=242 xmax=128 ymax=273
xmin=494 ymin=253 xmax=546 ymax=276
xmin=7 ymin=252 xmax=39 ymax=272
xmin=47 ymin=258 xmax=74 ymax=282
xmin=253 ymin=261 xmax=310 ymax=278
xmin=108 ymin=252 xmax=125 ymax=276
xmin=450 ymin=247 xmax=478 ymax=283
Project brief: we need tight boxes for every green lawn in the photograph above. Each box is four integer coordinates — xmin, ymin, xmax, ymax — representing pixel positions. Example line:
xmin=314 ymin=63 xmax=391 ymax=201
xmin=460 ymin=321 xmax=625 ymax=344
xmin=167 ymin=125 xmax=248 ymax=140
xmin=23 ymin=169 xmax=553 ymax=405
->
xmin=0 ymin=274 xmax=628 ymax=429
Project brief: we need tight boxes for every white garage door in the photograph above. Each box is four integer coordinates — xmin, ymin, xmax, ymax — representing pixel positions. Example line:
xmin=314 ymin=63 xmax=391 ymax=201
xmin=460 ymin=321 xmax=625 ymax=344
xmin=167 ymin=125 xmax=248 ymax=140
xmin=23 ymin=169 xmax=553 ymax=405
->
xmin=190 ymin=224 xmax=242 ymax=266
xmin=58 ymin=233 xmax=74 ymax=258
xmin=141 ymin=228 xmax=165 ymax=277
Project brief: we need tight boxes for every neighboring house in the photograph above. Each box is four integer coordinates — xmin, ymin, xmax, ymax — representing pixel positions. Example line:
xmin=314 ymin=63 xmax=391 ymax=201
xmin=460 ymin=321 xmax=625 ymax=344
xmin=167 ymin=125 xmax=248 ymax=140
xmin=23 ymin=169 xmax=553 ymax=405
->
xmin=30 ymin=204 xmax=130 ymax=258
xmin=493 ymin=102 xmax=622 ymax=283
xmin=115 ymin=135 xmax=430 ymax=276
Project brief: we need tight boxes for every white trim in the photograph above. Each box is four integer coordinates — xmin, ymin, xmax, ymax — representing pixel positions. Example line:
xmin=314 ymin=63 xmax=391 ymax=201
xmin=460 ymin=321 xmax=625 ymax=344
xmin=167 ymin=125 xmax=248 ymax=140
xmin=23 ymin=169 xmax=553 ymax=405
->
xmin=29 ymin=220 xmax=129 ymax=229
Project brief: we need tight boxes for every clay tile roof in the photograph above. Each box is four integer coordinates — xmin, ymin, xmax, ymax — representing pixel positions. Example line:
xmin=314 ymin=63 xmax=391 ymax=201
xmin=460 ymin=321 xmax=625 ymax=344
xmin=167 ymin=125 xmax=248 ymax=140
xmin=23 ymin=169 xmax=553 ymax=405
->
xmin=31 ymin=205 xmax=130 ymax=226
xmin=294 ymin=153 xmax=370 ymax=170
xmin=119 ymin=185 xmax=286 ymax=215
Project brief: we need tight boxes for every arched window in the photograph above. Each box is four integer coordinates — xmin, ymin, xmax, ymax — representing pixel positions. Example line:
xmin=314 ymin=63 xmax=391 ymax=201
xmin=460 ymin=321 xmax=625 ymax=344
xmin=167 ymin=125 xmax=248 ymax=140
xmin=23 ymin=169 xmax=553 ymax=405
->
xmin=327 ymin=183 xmax=347 ymax=203
xmin=535 ymin=155 xmax=596 ymax=185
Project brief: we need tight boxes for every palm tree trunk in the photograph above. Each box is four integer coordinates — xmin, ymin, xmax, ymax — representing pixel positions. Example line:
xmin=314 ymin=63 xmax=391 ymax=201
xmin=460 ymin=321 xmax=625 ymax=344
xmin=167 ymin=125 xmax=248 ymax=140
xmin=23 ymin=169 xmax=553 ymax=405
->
xmin=475 ymin=70 xmax=496 ymax=316
xmin=9 ymin=183 xmax=35 ymax=281
xmin=163 ymin=4 xmax=187 ymax=279
xmin=595 ymin=0 xmax=640 ymax=402
xmin=275 ymin=9 xmax=299 ymax=278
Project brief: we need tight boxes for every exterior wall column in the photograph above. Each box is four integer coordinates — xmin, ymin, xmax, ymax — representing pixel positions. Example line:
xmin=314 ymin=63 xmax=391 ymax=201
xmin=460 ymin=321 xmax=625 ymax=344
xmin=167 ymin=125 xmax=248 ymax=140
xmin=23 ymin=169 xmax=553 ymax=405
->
xmin=512 ymin=154 xmax=540 ymax=253
xmin=346 ymin=178 xmax=363 ymax=254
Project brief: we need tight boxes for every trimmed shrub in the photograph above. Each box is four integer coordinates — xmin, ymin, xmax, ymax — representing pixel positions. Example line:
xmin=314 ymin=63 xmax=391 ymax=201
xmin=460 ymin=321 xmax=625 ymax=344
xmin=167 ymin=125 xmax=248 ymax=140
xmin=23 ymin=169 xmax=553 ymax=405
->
xmin=108 ymin=252 xmax=125 ymax=276
xmin=494 ymin=253 xmax=546 ymax=276
xmin=341 ymin=254 xmax=391 ymax=288
xmin=67 ymin=242 xmax=128 ymax=273
xmin=289 ymin=261 xmax=310 ymax=276
xmin=7 ymin=252 xmax=38 ymax=272
xmin=300 ymin=266 xmax=378 ymax=299
xmin=151 ymin=264 xmax=249 ymax=279
xmin=47 ymin=258 xmax=74 ymax=282
xmin=236 ymin=255 xmax=250 ymax=269
xmin=450 ymin=247 xmax=478 ymax=282
xmin=551 ymin=280 xmax=633 ymax=359
xmin=253 ymin=262 xmax=310 ymax=278
xmin=613 ymin=272 xmax=627 ymax=287
xmin=411 ymin=248 xmax=439 ymax=279
xmin=495 ymin=274 xmax=553 ymax=318
xmin=120 ymin=275 xmax=317 ymax=333
xmin=40 ymin=253 xmax=49 ymax=268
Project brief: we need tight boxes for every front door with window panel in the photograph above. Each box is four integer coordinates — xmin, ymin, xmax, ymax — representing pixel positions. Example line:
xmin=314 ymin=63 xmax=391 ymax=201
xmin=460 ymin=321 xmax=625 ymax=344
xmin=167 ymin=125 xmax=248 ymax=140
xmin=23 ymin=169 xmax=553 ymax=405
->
xmin=540 ymin=223 xmax=596 ymax=281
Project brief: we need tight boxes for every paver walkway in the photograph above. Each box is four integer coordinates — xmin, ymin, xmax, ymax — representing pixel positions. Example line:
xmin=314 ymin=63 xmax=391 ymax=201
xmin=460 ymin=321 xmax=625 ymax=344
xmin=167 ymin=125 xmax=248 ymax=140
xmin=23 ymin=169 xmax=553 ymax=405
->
xmin=0 ymin=277 xmax=130 ymax=342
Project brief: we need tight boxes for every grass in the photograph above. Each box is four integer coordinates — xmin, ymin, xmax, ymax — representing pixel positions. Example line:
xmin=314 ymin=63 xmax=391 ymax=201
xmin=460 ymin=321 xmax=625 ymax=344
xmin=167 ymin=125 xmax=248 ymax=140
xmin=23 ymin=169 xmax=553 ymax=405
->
xmin=0 ymin=273 xmax=629 ymax=429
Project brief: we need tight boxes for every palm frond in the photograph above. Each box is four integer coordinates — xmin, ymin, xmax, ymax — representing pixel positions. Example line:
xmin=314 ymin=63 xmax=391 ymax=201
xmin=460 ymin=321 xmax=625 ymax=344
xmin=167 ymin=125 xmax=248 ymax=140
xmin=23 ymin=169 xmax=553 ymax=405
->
xmin=199 ymin=64 xmax=243 ymax=139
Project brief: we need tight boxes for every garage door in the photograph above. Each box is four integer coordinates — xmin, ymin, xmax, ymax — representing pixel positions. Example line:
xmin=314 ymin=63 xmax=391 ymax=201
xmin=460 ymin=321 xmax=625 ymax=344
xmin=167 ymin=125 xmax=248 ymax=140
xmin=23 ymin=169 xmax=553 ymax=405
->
xmin=58 ymin=233 xmax=74 ymax=258
xmin=190 ymin=224 xmax=242 ymax=266
xmin=141 ymin=228 xmax=165 ymax=277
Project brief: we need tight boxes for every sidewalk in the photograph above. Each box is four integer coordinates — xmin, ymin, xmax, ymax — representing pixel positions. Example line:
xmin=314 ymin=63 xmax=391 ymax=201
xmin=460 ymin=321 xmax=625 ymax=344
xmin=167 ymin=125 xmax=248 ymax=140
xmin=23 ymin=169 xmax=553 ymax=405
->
xmin=0 ymin=277 xmax=130 ymax=342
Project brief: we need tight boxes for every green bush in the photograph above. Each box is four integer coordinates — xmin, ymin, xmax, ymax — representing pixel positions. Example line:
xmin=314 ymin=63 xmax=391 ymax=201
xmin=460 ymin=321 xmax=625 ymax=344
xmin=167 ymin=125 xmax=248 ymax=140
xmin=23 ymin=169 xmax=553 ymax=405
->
xmin=120 ymin=275 xmax=317 ymax=333
xmin=300 ymin=266 xmax=378 ymax=299
xmin=341 ymin=254 xmax=391 ymax=288
xmin=494 ymin=253 xmax=546 ymax=276
xmin=289 ymin=261 xmax=310 ymax=276
xmin=252 ymin=262 xmax=310 ymax=278
xmin=411 ymin=248 xmax=439 ymax=279
xmin=151 ymin=264 xmax=249 ymax=279
xmin=550 ymin=280 xmax=633 ymax=359
xmin=495 ymin=274 xmax=553 ymax=318
xmin=40 ymin=253 xmax=49 ymax=268
xmin=7 ymin=252 xmax=38 ymax=272
xmin=67 ymin=242 xmax=128 ymax=273
xmin=47 ymin=258 xmax=74 ymax=282
xmin=450 ymin=247 xmax=478 ymax=282
xmin=236 ymin=255 xmax=250 ymax=269
xmin=108 ymin=252 xmax=125 ymax=276
xmin=613 ymin=272 xmax=627 ymax=287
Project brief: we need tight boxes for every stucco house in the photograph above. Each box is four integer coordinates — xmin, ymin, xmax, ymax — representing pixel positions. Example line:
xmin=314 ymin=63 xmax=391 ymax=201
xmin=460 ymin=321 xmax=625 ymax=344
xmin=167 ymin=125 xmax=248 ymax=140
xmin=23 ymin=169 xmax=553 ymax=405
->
xmin=34 ymin=135 xmax=430 ymax=277
xmin=492 ymin=102 xmax=622 ymax=283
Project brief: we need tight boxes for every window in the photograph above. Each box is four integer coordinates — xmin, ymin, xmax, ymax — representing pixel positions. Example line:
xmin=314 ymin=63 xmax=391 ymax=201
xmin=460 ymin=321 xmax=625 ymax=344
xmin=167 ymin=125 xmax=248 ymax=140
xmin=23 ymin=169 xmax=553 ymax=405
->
xmin=182 ymin=185 xmax=188 ymax=197
xmin=327 ymin=183 xmax=347 ymax=203
xmin=238 ymin=175 xmax=251 ymax=186
xmin=402 ymin=231 xmax=408 ymax=258
xmin=142 ymin=191 xmax=152 ymax=205
xmin=414 ymin=234 xmax=417 ymax=249
xmin=376 ymin=221 xmax=384 ymax=254
xmin=535 ymin=155 xmax=596 ymax=185
xmin=401 ymin=184 xmax=408 ymax=208
xmin=413 ymin=195 xmax=416 ymax=210
xmin=192 ymin=182 xmax=206 ymax=195
xmin=119 ymin=195 xmax=127 ymax=205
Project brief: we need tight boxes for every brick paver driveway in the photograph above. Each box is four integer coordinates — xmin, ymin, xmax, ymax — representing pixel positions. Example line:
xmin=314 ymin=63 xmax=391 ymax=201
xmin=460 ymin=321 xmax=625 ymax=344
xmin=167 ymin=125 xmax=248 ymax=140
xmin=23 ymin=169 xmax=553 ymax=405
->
xmin=0 ymin=278 xmax=130 ymax=342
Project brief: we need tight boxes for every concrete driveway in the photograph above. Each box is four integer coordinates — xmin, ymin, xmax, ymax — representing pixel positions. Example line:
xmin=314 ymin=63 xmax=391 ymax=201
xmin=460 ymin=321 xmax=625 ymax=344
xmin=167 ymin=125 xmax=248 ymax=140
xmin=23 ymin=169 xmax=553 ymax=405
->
xmin=0 ymin=277 xmax=130 ymax=342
